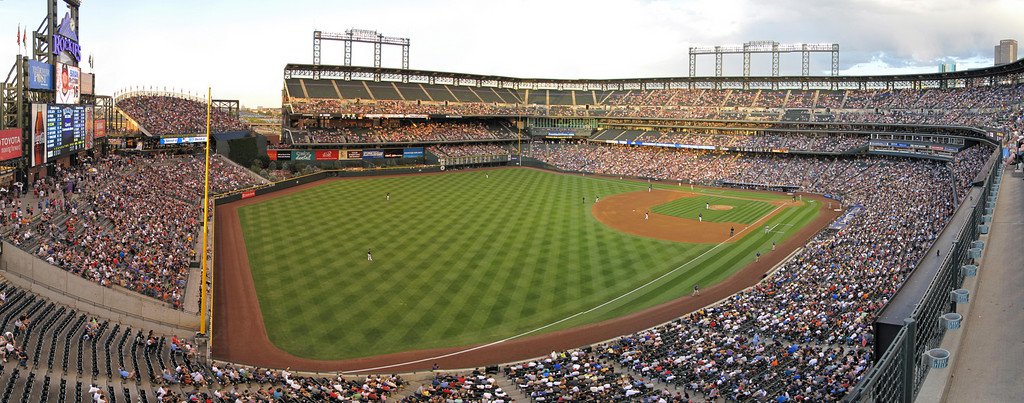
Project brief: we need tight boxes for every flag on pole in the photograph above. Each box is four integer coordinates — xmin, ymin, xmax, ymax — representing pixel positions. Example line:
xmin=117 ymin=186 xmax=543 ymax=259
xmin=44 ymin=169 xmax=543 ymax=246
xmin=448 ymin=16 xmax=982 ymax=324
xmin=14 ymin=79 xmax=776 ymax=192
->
xmin=16 ymin=24 xmax=20 ymax=54
xmin=23 ymin=30 xmax=27 ymax=51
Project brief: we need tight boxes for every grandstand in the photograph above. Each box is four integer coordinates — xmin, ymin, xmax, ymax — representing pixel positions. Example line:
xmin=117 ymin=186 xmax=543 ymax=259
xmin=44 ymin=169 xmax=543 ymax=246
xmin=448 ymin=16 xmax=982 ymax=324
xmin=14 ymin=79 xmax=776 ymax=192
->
xmin=0 ymin=2 xmax=1020 ymax=402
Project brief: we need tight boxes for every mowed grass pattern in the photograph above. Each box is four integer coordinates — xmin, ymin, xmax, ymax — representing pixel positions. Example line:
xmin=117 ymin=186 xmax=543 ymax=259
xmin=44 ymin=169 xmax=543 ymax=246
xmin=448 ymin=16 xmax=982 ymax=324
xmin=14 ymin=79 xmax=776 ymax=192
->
xmin=651 ymin=195 xmax=777 ymax=224
xmin=237 ymin=169 xmax=820 ymax=360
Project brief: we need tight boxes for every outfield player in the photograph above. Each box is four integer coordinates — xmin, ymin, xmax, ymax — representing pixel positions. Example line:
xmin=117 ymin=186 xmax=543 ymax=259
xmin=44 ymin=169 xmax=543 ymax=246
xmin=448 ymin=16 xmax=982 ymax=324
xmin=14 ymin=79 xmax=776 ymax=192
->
xmin=706 ymin=202 xmax=710 ymax=209
xmin=698 ymin=212 xmax=703 ymax=222
xmin=367 ymin=249 xmax=373 ymax=262
xmin=386 ymin=192 xmax=390 ymax=201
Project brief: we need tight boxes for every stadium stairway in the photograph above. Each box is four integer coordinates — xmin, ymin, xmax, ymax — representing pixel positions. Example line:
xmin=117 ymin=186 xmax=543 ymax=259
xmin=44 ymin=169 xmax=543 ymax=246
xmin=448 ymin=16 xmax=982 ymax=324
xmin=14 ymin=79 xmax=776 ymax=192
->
xmin=491 ymin=373 xmax=531 ymax=401
xmin=0 ymin=277 xmax=205 ymax=403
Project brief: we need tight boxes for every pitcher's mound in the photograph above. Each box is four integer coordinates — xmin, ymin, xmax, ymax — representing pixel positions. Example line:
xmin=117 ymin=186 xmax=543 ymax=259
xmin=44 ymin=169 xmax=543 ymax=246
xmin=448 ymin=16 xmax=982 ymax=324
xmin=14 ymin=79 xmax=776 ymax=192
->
xmin=708 ymin=205 xmax=734 ymax=211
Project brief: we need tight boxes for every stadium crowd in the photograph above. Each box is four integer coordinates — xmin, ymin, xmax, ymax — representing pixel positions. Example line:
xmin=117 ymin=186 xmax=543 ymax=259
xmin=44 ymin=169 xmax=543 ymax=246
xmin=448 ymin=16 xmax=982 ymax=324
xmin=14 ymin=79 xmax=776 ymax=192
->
xmin=429 ymin=144 xmax=513 ymax=158
xmin=505 ymin=350 xmax=672 ymax=401
xmin=614 ymin=131 xmax=868 ymax=153
xmin=402 ymin=371 xmax=510 ymax=402
xmin=526 ymin=141 xmax=993 ymax=400
xmin=4 ymin=154 xmax=261 ymax=308
xmin=118 ymin=95 xmax=249 ymax=136
xmin=290 ymin=84 xmax=1024 ymax=132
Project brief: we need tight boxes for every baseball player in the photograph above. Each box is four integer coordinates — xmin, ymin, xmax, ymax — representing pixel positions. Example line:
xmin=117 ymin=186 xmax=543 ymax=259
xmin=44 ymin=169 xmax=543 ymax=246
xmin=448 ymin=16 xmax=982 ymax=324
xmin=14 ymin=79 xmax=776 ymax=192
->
xmin=645 ymin=211 xmax=649 ymax=220
xmin=386 ymin=192 xmax=390 ymax=201
xmin=367 ymin=249 xmax=373 ymax=262
xmin=698 ymin=212 xmax=703 ymax=222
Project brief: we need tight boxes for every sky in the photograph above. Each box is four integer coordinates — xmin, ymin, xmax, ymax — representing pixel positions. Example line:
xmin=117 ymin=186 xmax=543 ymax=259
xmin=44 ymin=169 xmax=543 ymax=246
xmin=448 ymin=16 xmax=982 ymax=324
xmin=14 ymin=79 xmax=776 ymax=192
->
xmin=1 ymin=0 xmax=1021 ymax=107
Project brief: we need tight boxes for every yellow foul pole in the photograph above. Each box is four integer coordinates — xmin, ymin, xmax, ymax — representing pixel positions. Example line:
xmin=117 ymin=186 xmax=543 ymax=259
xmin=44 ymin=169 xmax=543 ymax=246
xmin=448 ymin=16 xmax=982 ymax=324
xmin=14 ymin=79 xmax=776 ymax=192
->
xmin=199 ymin=87 xmax=212 ymax=334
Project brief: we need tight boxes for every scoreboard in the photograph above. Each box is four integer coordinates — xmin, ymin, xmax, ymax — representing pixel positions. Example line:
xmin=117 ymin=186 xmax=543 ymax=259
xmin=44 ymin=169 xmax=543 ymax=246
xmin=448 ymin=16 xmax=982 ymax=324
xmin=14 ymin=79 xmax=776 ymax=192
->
xmin=44 ymin=105 xmax=88 ymax=160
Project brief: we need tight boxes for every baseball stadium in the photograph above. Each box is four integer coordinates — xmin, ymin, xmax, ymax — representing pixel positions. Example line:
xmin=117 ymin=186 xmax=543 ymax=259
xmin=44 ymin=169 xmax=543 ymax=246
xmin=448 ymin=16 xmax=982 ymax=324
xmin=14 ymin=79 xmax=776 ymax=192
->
xmin=0 ymin=0 xmax=1022 ymax=402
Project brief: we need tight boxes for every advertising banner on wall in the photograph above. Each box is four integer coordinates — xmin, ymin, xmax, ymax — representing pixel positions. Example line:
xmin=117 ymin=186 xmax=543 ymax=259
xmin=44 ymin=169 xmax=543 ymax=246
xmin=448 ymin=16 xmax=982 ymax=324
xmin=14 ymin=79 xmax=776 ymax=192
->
xmin=293 ymin=150 xmax=314 ymax=161
xmin=267 ymin=150 xmax=291 ymax=161
xmin=94 ymin=119 xmax=107 ymax=138
xmin=81 ymin=73 xmax=95 ymax=95
xmin=345 ymin=150 xmax=363 ymax=160
xmin=159 ymin=136 xmax=206 ymax=145
xmin=31 ymin=104 xmax=46 ymax=166
xmin=315 ymin=150 xmax=339 ymax=160
xmin=85 ymin=106 xmax=94 ymax=149
xmin=0 ymin=129 xmax=23 ymax=161
xmin=403 ymin=147 xmax=424 ymax=158
xmin=27 ymin=60 xmax=53 ymax=90
xmin=362 ymin=150 xmax=384 ymax=159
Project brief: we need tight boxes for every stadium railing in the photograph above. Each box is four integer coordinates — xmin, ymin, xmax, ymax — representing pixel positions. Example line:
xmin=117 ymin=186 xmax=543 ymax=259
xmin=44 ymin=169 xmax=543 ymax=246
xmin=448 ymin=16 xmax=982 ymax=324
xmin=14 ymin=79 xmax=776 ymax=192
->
xmin=844 ymin=151 xmax=1001 ymax=402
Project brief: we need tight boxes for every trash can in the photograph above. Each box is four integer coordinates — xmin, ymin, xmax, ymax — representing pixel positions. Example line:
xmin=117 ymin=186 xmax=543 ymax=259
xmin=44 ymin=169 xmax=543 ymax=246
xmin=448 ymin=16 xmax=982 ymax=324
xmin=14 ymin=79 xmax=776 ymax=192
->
xmin=969 ymin=247 xmax=983 ymax=259
xmin=950 ymin=288 xmax=969 ymax=304
xmin=971 ymin=240 xmax=985 ymax=250
xmin=961 ymin=264 xmax=978 ymax=277
xmin=924 ymin=348 xmax=950 ymax=369
xmin=941 ymin=312 xmax=962 ymax=330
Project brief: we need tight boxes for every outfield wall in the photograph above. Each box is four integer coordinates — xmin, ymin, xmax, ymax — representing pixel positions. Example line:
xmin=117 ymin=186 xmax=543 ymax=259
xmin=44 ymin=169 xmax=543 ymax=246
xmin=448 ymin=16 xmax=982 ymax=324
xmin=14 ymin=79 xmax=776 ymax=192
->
xmin=0 ymin=241 xmax=198 ymax=334
xmin=212 ymin=165 xmax=463 ymax=205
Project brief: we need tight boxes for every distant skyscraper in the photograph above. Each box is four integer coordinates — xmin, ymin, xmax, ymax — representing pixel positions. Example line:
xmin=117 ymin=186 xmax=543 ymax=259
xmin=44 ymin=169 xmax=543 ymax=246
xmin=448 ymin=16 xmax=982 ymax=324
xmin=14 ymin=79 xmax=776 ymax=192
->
xmin=994 ymin=39 xmax=1018 ymax=65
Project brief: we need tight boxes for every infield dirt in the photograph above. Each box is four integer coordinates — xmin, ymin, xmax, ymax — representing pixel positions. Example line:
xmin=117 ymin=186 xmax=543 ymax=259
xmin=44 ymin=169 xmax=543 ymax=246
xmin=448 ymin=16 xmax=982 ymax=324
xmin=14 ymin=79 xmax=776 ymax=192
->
xmin=592 ymin=189 xmax=797 ymax=244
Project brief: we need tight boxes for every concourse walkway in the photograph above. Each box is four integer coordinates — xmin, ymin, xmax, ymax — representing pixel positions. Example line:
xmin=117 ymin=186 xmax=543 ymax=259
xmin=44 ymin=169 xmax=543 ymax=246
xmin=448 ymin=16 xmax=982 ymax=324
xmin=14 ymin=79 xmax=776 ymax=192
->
xmin=943 ymin=170 xmax=1024 ymax=402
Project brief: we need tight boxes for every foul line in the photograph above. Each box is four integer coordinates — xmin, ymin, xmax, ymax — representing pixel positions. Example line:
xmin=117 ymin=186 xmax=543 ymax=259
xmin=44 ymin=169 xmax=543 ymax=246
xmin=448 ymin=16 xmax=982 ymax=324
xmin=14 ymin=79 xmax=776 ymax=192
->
xmin=341 ymin=201 xmax=792 ymax=374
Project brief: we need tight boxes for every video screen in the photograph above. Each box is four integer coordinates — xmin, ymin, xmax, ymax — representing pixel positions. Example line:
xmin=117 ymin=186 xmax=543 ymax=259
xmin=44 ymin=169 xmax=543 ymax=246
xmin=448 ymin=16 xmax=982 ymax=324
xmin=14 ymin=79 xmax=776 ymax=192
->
xmin=44 ymin=104 xmax=87 ymax=160
xmin=55 ymin=62 xmax=80 ymax=105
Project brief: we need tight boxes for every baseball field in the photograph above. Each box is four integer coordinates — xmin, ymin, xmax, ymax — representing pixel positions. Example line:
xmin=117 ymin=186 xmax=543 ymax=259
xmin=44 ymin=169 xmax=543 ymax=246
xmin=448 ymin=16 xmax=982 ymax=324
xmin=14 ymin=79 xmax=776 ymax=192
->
xmin=223 ymin=168 xmax=823 ymax=362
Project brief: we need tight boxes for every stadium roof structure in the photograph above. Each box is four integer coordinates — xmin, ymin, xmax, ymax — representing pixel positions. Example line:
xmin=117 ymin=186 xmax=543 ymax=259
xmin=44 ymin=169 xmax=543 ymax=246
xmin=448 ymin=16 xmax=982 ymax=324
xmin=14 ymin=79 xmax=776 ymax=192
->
xmin=284 ymin=58 xmax=1024 ymax=91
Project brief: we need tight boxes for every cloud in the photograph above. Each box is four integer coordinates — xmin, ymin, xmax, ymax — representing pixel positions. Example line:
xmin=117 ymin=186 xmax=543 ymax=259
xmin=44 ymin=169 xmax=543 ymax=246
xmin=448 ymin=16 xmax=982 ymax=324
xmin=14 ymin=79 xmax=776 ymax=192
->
xmin=838 ymin=53 xmax=995 ymax=75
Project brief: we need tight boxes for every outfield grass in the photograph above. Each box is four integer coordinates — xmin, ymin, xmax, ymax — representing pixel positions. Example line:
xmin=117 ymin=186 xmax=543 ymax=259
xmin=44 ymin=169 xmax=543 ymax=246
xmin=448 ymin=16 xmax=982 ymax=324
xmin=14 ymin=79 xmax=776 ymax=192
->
xmin=651 ymin=195 xmax=777 ymax=224
xmin=237 ymin=168 xmax=820 ymax=360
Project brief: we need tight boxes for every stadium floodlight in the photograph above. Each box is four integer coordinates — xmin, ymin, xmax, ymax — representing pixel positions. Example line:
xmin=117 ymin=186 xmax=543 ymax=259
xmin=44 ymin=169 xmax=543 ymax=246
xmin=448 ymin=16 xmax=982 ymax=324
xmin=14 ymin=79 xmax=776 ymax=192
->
xmin=312 ymin=28 xmax=411 ymax=81
xmin=688 ymin=41 xmax=840 ymax=81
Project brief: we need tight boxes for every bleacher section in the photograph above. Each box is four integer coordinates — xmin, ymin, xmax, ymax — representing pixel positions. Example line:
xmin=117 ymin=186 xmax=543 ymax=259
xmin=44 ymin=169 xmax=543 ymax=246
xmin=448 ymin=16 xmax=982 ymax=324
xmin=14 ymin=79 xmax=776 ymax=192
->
xmin=283 ymin=77 xmax=1024 ymax=136
xmin=336 ymin=81 xmax=372 ymax=100
xmin=393 ymin=83 xmax=431 ymax=101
